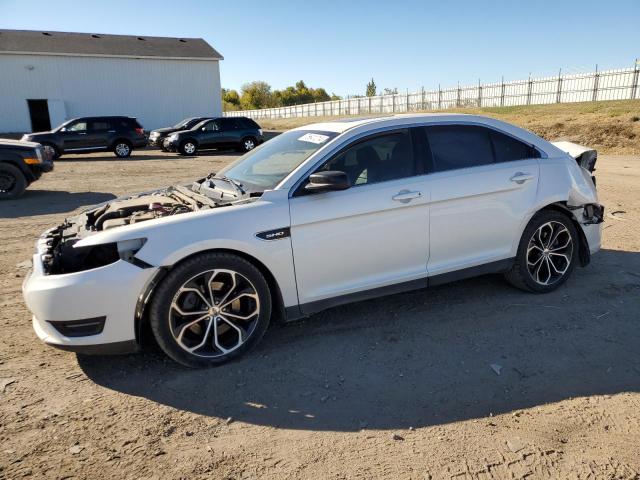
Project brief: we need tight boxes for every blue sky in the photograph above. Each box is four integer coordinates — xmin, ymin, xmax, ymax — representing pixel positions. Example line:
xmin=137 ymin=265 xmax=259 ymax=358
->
xmin=2 ymin=0 xmax=639 ymax=96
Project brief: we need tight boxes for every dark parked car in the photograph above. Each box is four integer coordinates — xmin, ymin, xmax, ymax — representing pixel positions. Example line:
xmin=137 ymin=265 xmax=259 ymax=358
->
xmin=0 ymin=139 xmax=53 ymax=199
xmin=163 ymin=117 xmax=263 ymax=155
xmin=148 ymin=117 xmax=212 ymax=151
xmin=21 ymin=116 xmax=147 ymax=159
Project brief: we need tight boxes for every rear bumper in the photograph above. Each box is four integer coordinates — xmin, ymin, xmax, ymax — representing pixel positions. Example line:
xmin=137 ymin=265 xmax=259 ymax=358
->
xmin=132 ymin=137 xmax=148 ymax=148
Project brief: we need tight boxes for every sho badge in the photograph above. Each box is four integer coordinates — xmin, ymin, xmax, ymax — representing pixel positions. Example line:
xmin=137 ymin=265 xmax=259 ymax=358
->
xmin=256 ymin=227 xmax=291 ymax=241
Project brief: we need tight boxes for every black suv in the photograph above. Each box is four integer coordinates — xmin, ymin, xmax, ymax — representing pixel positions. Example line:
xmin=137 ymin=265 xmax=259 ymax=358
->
xmin=0 ymin=139 xmax=53 ymax=199
xmin=148 ymin=117 xmax=212 ymax=151
xmin=22 ymin=116 xmax=147 ymax=159
xmin=163 ymin=117 xmax=263 ymax=155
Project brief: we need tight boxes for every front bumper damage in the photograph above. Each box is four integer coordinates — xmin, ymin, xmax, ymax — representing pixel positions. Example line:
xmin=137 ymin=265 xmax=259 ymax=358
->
xmin=22 ymin=228 xmax=158 ymax=354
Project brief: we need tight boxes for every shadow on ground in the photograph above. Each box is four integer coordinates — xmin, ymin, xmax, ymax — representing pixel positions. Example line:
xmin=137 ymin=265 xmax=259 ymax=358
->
xmin=79 ymin=249 xmax=640 ymax=432
xmin=0 ymin=190 xmax=116 ymax=218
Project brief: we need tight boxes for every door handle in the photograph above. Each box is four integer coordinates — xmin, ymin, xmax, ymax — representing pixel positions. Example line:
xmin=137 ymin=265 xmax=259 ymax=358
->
xmin=108 ymin=130 xmax=116 ymax=133
xmin=392 ymin=190 xmax=422 ymax=203
xmin=510 ymin=172 xmax=534 ymax=184
xmin=78 ymin=132 xmax=87 ymax=135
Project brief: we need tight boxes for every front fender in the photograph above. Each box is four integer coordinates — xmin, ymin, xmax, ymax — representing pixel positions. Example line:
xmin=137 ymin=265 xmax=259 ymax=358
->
xmin=75 ymin=192 xmax=299 ymax=307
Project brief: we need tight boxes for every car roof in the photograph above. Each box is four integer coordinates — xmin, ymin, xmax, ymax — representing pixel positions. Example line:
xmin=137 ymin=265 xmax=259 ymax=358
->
xmin=291 ymin=113 xmax=473 ymax=133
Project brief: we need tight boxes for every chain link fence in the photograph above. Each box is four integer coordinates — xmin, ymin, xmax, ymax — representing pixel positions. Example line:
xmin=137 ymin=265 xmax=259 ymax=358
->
xmin=225 ymin=65 xmax=640 ymax=120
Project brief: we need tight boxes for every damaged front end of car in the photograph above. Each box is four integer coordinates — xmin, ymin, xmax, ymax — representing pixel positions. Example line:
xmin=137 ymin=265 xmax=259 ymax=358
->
xmin=37 ymin=175 xmax=259 ymax=275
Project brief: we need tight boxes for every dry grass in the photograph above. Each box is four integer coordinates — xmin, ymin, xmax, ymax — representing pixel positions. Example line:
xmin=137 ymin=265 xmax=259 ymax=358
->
xmin=257 ymin=100 xmax=640 ymax=155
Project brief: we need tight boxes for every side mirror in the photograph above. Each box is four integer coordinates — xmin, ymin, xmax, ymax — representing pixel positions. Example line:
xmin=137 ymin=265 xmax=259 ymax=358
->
xmin=201 ymin=127 xmax=206 ymax=131
xmin=60 ymin=127 xmax=67 ymax=132
xmin=305 ymin=170 xmax=351 ymax=192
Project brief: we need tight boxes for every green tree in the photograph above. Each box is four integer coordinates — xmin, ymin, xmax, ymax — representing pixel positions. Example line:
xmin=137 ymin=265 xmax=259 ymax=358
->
xmin=366 ymin=78 xmax=377 ymax=97
xmin=311 ymin=87 xmax=331 ymax=103
xmin=240 ymin=81 xmax=273 ymax=109
xmin=221 ymin=88 xmax=241 ymax=111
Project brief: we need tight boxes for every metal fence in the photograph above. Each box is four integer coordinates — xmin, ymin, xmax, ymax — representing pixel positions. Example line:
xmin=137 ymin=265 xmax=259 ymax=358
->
xmin=225 ymin=65 xmax=640 ymax=120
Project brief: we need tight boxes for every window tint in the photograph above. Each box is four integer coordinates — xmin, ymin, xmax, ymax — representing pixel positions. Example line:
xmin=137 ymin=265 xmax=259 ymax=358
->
xmin=89 ymin=121 xmax=111 ymax=131
xmin=203 ymin=120 xmax=220 ymax=132
xmin=239 ymin=118 xmax=260 ymax=129
xmin=220 ymin=118 xmax=237 ymax=131
xmin=425 ymin=125 xmax=493 ymax=172
xmin=321 ymin=130 xmax=414 ymax=186
xmin=67 ymin=121 xmax=87 ymax=132
xmin=491 ymin=131 xmax=539 ymax=162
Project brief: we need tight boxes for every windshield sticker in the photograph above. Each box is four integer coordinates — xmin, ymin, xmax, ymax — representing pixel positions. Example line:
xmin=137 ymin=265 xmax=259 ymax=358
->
xmin=298 ymin=133 xmax=330 ymax=144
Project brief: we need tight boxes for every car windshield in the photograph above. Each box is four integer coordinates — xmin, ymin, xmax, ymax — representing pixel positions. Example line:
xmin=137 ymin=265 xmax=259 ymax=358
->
xmin=218 ymin=130 xmax=337 ymax=191
xmin=173 ymin=118 xmax=195 ymax=129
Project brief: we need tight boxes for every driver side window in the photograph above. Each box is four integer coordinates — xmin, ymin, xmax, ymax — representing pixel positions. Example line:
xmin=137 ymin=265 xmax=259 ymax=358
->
xmin=320 ymin=130 xmax=414 ymax=186
xmin=67 ymin=121 xmax=87 ymax=132
xmin=203 ymin=121 xmax=220 ymax=132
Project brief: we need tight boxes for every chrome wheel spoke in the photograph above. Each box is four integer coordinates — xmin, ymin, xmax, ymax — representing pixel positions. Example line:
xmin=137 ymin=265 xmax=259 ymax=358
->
xmin=176 ymin=315 xmax=212 ymax=351
xmin=212 ymin=316 xmax=244 ymax=354
xmin=168 ymin=268 xmax=260 ymax=358
xmin=217 ymin=272 xmax=237 ymax=306
xmin=526 ymin=220 xmax=573 ymax=286
xmin=180 ymin=287 xmax=212 ymax=307
xmin=548 ymin=252 xmax=569 ymax=274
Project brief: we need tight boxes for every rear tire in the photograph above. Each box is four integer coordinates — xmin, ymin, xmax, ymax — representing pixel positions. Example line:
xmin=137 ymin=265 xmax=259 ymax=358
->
xmin=179 ymin=140 xmax=198 ymax=156
xmin=149 ymin=252 xmax=272 ymax=368
xmin=505 ymin=210 xmax=578 ymax=293
xmin=0 ymin=163 xmax=28 ymax=199
xmin=113 ymin=140 xmax=132 ymax=158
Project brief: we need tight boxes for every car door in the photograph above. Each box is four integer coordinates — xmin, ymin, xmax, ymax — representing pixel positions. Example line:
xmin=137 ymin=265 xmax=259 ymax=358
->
xmin=422 ymin=124 xmax=541 ymax=278
xmin=87 ymin=119 xmax=113 ymax=149
xmin=219 ymin=118 xmax=242 ymax=146
xmin=197 ymin=120 xmax=222 ymax=148
xmin=60 ymin=119 xmax=90 ymax=150
xmin=288 ymin=129 xmax=430 ymax=310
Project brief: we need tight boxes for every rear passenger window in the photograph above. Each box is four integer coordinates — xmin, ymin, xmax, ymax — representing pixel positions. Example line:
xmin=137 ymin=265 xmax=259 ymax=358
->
xmin=425 ymin=125 xmax=493 ymax=172
xmin=89 ymin=121 xmax=110 ymax=131
xmin=491 ymin=131 xmax=540 ymax=162
xmin=220 ymin=118 xmax=238 ymax=130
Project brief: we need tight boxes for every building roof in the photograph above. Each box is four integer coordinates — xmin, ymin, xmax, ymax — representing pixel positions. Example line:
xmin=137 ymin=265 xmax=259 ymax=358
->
xmin=0 ymin=29 xmax=223 ymax=60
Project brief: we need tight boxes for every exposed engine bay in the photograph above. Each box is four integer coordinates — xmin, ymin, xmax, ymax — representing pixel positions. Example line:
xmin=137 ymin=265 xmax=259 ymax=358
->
xmin=39 ymin=175 xmax=259 ymax=274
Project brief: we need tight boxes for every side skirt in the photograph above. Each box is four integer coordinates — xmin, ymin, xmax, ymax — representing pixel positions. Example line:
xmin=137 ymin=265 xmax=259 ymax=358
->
xmin=284 ymin=258 xmax=515 ymax=321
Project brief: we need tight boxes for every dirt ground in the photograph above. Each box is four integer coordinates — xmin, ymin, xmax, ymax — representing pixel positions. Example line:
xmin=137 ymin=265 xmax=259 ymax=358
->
xmin=0 ymin=147 xmax=639 ymax=479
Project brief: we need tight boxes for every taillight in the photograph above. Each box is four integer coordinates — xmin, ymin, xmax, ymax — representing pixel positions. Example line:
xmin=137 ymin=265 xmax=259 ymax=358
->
xmin=135 ymin=127 xmax=144 ymax=135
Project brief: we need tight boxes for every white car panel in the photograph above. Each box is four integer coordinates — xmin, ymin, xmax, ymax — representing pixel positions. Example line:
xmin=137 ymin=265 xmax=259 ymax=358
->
xmin=427 ymin=158 xmax=540 ymax=275
xmin=24 ymin=257 xmax=157 ymax=346
xmin=290 ymin=176 xmax=429 ymax=305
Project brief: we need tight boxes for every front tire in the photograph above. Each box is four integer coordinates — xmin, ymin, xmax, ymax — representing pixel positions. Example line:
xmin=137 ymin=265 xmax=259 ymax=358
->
xmin=149 ymin=252 xmax=272 ymax=368
xmin=179 ymin=140 xmax=198 ymax=156
xmin=113 ymin=140 xmax=132 ymax=158
xmin=41 ymin=143 xmax=60 ymax=160
xmin=0 ymin=163 xmax=27 ymax=199
xmin=505 ymin=210 xmax=578 ymax=293
xmin=239 ymin=137 xmax=257 ymax=152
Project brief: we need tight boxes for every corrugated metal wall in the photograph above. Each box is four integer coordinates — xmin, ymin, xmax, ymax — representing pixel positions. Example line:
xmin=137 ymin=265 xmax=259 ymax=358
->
xmin=0 ymin=54 xmax=222 ymax=132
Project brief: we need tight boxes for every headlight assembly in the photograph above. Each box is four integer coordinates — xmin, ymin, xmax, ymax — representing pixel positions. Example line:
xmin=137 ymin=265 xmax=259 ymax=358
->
xmin=45 ymin=238 xmax=148 ymax=274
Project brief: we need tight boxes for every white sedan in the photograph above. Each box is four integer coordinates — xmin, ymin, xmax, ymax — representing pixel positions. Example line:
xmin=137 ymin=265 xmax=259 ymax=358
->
xmin=22 ymin=114 xmax=604 ymax=367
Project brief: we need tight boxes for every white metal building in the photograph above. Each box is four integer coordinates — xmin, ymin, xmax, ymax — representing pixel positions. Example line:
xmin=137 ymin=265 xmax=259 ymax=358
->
xmin=0 ymin=29 xmax=223 ymax=133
